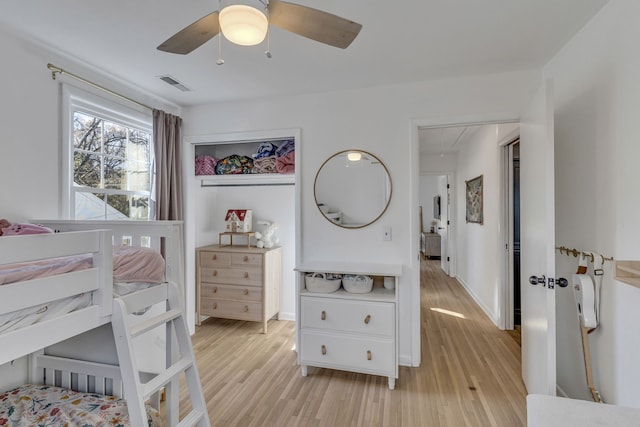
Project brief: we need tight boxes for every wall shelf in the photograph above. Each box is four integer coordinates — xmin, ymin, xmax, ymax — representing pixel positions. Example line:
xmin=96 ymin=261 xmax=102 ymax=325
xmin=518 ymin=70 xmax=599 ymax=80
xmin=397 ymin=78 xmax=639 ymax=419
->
xmin=615 ymin=261 xmax=640 ymax=288
xmin=198 ymin=173 xmax=295 ymax=187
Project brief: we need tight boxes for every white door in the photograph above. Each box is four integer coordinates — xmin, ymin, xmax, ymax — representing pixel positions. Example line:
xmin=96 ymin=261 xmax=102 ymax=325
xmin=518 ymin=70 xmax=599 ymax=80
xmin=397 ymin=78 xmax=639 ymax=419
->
xmin=519 ymin=79 xmax=556 ymax=395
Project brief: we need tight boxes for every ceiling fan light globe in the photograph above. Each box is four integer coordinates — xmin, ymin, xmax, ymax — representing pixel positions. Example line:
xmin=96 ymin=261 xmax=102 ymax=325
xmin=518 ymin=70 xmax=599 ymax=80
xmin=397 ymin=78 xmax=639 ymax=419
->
xmin=219 ymin=5 xmax=268 ymax=46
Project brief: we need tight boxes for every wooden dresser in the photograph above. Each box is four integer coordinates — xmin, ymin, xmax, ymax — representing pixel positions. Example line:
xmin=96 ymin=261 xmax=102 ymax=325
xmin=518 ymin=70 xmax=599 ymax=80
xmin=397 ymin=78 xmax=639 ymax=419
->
xmin=196 ymin=245 xmax=282 ymax=333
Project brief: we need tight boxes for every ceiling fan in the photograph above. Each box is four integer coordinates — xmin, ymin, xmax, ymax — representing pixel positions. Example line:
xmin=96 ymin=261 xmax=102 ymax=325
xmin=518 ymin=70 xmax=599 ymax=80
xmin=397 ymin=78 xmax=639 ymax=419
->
xmin=157 ymin=0 xmax=362 ymax=55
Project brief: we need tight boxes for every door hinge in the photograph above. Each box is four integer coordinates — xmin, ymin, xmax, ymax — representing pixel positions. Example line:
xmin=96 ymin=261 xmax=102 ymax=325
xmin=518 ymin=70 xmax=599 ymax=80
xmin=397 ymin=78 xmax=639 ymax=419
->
xmin=447 ymin=256 xmax=450 ymax=262
xmin=447 ymin=220 xmax=450 ymax=225
xmin=447 ymin=184 xmax=450 ymax=189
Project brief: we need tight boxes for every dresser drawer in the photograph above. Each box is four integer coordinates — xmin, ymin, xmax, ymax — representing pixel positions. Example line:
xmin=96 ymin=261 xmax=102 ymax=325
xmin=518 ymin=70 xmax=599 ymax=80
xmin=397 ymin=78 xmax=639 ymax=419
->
xmin=199 ymin=251 xmax=231 ymax=268
xmin=231 ymin=252 xmax=263 ymax=268
xmin=201 ymin=267 xmax=263 ymax=286
xmin=201 ymin=283 xmax=262 ymax=302
xmin=300 ymin=332 xmax=395 ymax=375
xmin=301 ymin=297 xmax=395 ymax=337
xmin=200 ymin=298 xmax=262 ymax=322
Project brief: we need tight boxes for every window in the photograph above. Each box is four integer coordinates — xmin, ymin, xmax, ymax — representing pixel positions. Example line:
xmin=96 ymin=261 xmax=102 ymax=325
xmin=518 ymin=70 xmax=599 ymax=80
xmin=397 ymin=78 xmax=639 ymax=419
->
xmin=63 ymin=85 xmax=154 ymax=220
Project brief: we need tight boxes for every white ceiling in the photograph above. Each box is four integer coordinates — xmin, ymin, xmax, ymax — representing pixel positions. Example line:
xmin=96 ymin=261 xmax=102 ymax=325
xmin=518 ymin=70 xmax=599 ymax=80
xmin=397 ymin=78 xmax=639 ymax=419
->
xmin=0 ymin=0 xmax=608 ymax=108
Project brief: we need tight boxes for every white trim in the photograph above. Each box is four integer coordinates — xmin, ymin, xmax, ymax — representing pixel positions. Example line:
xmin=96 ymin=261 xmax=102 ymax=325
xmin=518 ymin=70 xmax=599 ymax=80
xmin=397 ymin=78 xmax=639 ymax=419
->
xmin=61 ymin=83 xmax=153 ymax=220
xmin=411 ymin=113 xmax=519 ymax=367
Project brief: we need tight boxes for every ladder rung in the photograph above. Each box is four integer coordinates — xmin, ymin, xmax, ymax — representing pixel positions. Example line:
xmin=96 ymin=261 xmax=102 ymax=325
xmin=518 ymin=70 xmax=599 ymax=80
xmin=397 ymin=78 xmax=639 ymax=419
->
xmin=142 ymin=358 xmax=193 ymax=400
xmin=176 ymin=410 xmax=205 ymax=427
xmin=129 ymin=309 xmax=182 ymax=338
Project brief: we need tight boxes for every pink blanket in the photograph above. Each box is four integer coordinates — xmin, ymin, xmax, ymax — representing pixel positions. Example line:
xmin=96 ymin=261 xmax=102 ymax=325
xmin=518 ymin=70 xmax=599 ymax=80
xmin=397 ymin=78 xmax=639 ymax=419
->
xmin=0 ymin=246 xmax=165 ymax=286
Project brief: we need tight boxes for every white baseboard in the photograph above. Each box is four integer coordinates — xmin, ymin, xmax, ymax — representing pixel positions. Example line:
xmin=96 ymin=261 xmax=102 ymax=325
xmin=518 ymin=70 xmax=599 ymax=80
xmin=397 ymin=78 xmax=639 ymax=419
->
xmin=455 ymin=276 xmax=500 ymax=327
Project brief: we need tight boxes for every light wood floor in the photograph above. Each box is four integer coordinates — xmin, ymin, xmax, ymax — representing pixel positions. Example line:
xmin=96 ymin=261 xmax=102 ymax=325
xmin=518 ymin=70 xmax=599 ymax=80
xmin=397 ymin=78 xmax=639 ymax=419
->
xmin=180 ymin=259 xmax=527 ymax=426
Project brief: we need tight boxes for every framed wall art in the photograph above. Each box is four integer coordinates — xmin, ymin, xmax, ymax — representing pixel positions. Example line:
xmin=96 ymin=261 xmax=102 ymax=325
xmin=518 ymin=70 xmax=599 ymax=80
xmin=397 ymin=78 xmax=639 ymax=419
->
xmin=465 ymin=175 xmax=483 ymax=224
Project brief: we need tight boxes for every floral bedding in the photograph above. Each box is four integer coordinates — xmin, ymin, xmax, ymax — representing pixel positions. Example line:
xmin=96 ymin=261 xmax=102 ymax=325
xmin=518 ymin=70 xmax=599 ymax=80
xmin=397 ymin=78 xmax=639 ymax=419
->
xmin=0 ymin=384 xmax=161 ymax=427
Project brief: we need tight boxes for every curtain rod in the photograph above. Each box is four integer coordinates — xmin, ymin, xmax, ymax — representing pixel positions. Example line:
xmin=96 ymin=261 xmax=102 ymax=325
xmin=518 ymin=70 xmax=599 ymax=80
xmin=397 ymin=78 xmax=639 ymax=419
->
xmin=47 ymin=63 xmax=153 ymax=111
xmin=555 ymin=246 xmax=614 ymax=263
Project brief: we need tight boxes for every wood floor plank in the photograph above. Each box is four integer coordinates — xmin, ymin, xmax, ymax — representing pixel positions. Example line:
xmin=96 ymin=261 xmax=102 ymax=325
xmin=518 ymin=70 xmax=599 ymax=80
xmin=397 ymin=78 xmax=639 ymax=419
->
xmin=179 ymin=259 xmax=527 ymax=426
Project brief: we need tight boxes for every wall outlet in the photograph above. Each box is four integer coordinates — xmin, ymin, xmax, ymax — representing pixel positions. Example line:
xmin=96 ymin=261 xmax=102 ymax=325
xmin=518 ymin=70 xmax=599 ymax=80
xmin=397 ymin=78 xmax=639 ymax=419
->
xmin=383 ymin=225 xmax=392 ymax=241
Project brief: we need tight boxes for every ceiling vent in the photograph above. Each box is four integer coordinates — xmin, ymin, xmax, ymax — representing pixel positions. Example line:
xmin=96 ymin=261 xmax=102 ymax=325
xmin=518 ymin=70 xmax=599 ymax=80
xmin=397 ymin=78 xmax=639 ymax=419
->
xmin=158 ymin=75 xmax=191 ymax=92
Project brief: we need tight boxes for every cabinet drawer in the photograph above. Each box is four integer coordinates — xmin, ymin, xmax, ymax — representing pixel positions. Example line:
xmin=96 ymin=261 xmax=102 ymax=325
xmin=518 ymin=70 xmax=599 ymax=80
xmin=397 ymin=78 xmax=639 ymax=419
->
xmin=231 ymin=252 xmax=263 ymax=268
xmin=301 ymin=297 xmax=395 ymax=337
xmin=200 ymin=298 xmax=262 ymax=322
xmin=201 ymin=283 xmax=262 ymax=302
xmin=199 ymin=251 xmax=231 ymax=268
xmin=201 ymin=267 xmax=263 ymax=286
xmin=300 ymin=332 xmax=395 ymax=375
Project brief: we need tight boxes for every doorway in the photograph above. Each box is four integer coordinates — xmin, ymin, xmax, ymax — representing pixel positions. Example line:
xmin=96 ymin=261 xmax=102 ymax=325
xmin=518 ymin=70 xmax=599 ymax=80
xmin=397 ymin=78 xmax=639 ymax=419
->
xmin=505 ymin=140 xmax=522 ymax=328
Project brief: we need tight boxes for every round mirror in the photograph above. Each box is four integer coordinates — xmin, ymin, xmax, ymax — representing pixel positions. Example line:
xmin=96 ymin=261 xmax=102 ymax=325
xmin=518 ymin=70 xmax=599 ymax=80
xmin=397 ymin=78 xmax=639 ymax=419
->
xmin=314 ymin=150 xmax=392 ymax=228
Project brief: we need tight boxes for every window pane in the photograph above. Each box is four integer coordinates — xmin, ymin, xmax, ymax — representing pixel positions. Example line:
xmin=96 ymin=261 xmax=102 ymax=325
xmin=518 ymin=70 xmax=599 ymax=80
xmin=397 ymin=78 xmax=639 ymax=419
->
xmin=103 ymin=121 xmax=127 ymax=157
xmin=128 ymin=160 xmax=150 ymax=192
xmin=130 ymin=129 xmax=150 ymax=162
xmin=104 ymin=156 xmax=126 ymax=189
xmin=74 ymin=112 xmax=102 ymax=152
xmin=130 ymin=196 xmax=150 ymax=220
xmin=74 ymin=152 xmax=101 ymax=187
xmin=75 ymin=192 xmax=106 ymax=220
xmin=107 ymin=194 xmax=130 ymax=218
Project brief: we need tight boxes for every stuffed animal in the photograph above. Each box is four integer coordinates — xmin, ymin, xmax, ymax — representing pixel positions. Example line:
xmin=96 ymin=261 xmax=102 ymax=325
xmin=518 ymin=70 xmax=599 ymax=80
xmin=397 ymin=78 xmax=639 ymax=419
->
xmin=254 ymin=221 xmax=279 ymax=249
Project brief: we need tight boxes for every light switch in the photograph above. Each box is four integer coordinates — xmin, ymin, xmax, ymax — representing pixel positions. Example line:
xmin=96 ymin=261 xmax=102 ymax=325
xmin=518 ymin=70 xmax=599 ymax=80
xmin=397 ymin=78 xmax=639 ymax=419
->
xmin=383 ymin=225 xmax=392 ymax=241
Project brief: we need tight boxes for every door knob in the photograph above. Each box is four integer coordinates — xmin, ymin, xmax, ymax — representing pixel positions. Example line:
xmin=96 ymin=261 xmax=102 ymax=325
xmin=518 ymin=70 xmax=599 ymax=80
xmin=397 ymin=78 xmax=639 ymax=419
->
xmin=556 ymin=277 xmax=569 ymax=288
xmin=529 ymin=275 xmax=546 ymax=285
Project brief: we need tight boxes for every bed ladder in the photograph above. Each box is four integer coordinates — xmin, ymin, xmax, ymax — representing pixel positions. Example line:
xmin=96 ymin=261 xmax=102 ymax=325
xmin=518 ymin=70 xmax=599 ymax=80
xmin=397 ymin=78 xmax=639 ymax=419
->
xmin=111 ymin=282 xmax=210 ymax=427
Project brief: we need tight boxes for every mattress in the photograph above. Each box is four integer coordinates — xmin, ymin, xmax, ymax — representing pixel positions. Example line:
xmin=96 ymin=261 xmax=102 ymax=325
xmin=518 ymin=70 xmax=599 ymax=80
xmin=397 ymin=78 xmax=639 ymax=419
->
xmin=0 ymin=246 xmax=166 ymax=334
xmin=0 ymin=384 xmax=161 ymax=426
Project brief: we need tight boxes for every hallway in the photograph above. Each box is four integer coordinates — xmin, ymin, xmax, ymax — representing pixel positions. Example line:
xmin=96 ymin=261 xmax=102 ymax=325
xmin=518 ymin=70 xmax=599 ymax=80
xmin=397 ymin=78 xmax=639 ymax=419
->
xmin=181 ymin=258 xmax=527 ymax=426
xmin=419 ymin=258 xmax=527 ymax=425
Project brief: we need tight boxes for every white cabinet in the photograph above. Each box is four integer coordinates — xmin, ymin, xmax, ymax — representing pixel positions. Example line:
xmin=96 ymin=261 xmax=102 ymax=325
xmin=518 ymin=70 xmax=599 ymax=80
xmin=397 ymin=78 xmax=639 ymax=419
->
xmin=295 ymin=262 xmax=401 ymax=390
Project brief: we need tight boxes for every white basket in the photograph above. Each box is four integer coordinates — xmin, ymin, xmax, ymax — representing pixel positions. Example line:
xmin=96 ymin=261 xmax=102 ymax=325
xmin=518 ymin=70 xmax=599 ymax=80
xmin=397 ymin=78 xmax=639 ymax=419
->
xmin=342 ymin=275 xmax=373 ymax=293
xmin=305 ymin=272 xmax=341 ymax=293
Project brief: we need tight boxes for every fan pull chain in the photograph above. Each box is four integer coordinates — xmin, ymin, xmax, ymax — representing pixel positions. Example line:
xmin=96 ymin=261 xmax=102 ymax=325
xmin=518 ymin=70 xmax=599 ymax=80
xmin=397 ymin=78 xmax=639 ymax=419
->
xmin=216 ymin=29 xmax=225 ymax=65
xmin=265 ymin=5 xmax=272 ymax=58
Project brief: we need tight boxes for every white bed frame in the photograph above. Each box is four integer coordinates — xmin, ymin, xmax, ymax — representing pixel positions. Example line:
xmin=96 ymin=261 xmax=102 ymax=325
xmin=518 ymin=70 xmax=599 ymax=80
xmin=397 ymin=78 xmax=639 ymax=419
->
xmin=0 ymin=220 xmax=209 ymax=427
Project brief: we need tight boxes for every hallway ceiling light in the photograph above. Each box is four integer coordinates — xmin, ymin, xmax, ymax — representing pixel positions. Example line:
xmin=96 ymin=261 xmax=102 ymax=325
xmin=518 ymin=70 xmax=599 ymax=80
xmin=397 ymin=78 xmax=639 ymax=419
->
xmin=347 ymin=152 xmax=362 ymax=162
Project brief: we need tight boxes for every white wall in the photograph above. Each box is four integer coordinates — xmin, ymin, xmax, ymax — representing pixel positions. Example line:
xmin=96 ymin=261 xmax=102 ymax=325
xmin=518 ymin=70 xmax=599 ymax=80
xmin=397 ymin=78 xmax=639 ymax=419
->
xmin=454 ymin=126 xmax=503 ymax=324
xmin=182 ymin=71 xmax=538 ymax=364
xmin=544 ymin=0 xmax=640 ymax=407
xmin=0 ymin=29 xmax=179 ymax=387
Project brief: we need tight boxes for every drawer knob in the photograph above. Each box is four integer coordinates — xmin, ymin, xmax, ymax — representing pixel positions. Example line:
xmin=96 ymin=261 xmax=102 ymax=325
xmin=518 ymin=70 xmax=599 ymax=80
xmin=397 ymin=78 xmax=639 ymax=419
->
xmin=213 ymin=302 xmax=217 ymax=309
xmin=212 ymin=254 xmax=217 ymax=260
xmin=244 ymin=272 xmax=249 ymax=279
xmin=321 ymin=345 xmax=326 ymax=355
xmin=367 ymin=350 xmax=372 ymax=361
xmin=213 ymin=287 xmax=218 ymax=293
xmin=244 ymin=289 xmax=249 ymax=296
xmin=321 ymin=310 xmax=326 ymax=321
xmin=243 ymin=305 xmax=249 ymax=312
xmin=364 ymin=314 xmax=371 ymax=324
xmin=212 ymin=270 xmax=218 ymax=277
xmin=243 ymin=255 xmax=249 ymax=262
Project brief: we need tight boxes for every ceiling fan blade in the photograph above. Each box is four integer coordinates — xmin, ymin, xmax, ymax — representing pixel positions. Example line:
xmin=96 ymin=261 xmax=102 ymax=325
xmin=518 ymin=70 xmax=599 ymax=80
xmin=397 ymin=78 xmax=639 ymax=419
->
xmin=157 ymin=11 xmax=220 ymax=54
xmin=268 ymin=1 xmax=362 ymax=49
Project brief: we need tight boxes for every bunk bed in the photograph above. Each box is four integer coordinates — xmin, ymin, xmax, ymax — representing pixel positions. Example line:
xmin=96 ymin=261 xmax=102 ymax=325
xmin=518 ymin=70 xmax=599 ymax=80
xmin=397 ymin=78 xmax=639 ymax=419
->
xmin=0 ymin=220 xmax=210 ymax=427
